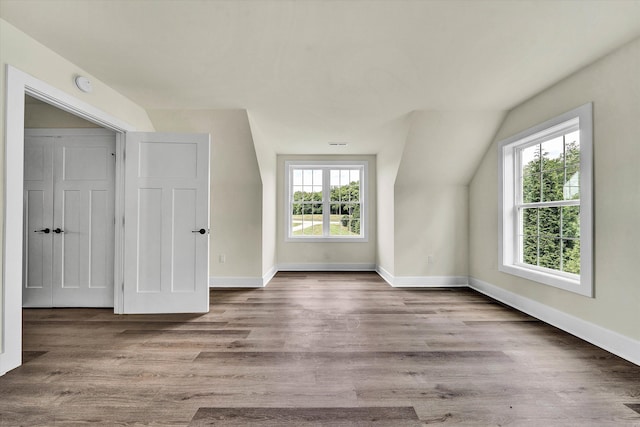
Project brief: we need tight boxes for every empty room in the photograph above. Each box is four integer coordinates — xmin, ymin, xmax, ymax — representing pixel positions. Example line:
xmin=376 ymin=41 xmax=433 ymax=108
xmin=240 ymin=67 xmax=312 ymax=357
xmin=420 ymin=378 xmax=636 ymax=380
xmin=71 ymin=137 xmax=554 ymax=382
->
xmin=0 ymin=1 xmax=639 ymax=425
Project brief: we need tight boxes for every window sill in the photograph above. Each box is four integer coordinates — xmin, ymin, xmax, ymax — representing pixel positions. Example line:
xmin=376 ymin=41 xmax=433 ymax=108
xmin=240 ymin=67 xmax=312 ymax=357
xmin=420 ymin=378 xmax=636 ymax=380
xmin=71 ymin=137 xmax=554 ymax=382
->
xmin=498 ymin=263 xmax=592 ymax=297
xmin=285 ymin=236 xmax=368 ymax=243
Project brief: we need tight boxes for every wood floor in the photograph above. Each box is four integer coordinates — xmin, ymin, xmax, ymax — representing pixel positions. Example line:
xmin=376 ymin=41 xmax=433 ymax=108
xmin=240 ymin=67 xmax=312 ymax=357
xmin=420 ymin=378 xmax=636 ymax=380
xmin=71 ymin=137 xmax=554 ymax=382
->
xmin=1 ymin=272 xmax=639 ymax=426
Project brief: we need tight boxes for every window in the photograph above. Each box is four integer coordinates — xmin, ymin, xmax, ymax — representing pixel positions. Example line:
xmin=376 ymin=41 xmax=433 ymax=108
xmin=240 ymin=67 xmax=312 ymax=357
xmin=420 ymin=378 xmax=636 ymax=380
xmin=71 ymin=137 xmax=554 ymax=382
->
xmin=498 ymin=103 xmax=593 ymax=296
xmin=285 ymin=161 xmax=367 ymax=241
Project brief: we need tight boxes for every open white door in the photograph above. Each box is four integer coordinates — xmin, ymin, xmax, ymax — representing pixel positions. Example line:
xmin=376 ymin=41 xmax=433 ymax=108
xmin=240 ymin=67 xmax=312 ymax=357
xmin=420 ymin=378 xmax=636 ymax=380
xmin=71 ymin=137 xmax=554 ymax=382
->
xmin=123 ymin=132 xmax=210 ymax=313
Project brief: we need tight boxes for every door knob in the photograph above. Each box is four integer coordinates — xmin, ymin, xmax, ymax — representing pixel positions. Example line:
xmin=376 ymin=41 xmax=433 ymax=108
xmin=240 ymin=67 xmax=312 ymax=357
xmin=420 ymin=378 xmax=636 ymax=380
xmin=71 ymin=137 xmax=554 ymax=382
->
xmin=191 ymin=228 xmax=207 ymax=234
xmin=53 ymin=228 xmax=65 ymax=234
xmin=35 ymin=228 xmax=51 ymax=234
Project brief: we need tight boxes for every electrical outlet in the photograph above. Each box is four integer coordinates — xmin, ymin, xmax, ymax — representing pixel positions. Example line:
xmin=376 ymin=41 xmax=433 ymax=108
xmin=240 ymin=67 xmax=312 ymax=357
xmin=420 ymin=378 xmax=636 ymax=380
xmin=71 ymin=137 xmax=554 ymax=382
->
xmin=219 ymin=254 xmax=226 ymax=263
xmin=427 ymin=255 xmax=434 ymax=265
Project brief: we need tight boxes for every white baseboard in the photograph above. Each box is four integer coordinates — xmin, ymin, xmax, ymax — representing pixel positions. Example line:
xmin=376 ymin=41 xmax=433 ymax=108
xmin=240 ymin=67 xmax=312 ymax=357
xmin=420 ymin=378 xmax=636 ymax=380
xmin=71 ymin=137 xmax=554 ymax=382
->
xmin=469 ymin=277 xmax=640 ymax=366
xmin=209 ymin=276 xmax=265 ymax=288
xmin=376 ymin=265 xmax=394 ymax=286
xmin=262 ymin=265 xmax=278 ymax=286
xmin=375 ymin=265 xmax=468 ymax=287
xmin=277 ymin=263 xmax=376 ymax=271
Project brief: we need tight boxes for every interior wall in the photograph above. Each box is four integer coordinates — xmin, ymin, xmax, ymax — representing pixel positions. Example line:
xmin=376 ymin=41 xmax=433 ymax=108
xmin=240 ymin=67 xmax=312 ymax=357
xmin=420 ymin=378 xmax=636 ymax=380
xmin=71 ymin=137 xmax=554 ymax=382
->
xmin=375 ymin=146 xmax=402 ymax=275
xmin=147 ymin=109 xmax=263 ymax=279
xmin=390 ymin=111 xmax=504 ymax=278
xmin=246 ymin=112 xmax=277 ymax=278
xmin=25 ymin=97 xmax=100 ymax=128
xmin=373 ymin=115 xmax=412 ymax=276
xmin=394 ymin=184 xmax=468 ymax=277
xmin=0 ymin=19 xmax=154 ymax=354
xmin=469 ymin=37 xmax=640 ymax=341
xmin=276 ymin=154 xmax=377 ymax=268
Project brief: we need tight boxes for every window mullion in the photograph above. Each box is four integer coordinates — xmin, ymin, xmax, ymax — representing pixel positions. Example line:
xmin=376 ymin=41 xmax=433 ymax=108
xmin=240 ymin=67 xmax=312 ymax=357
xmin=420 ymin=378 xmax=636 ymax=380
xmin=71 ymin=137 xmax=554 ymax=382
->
xmin=322 ymin=168 xmax=330 ymax=237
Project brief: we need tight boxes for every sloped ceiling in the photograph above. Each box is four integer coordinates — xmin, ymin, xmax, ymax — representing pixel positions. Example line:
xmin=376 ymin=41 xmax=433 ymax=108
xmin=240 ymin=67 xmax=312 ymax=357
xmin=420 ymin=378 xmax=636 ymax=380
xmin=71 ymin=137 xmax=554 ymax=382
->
xmin=2 ymin=1 xmax=640 ymax=168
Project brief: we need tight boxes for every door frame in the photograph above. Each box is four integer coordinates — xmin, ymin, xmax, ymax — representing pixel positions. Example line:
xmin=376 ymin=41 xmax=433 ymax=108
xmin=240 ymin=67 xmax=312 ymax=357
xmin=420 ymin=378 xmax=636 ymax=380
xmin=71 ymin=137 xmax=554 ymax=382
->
xmin=1 ymin=65 xmax=134 ymax=374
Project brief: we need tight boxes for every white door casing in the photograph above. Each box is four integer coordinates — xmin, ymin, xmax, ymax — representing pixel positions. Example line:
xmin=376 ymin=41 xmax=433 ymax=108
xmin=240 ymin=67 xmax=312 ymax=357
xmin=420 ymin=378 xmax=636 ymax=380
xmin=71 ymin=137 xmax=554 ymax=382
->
xmin=23 ymin=129 xmax=116 ymax=308
xmin=123 ymin=132 xmax=210 ymax=314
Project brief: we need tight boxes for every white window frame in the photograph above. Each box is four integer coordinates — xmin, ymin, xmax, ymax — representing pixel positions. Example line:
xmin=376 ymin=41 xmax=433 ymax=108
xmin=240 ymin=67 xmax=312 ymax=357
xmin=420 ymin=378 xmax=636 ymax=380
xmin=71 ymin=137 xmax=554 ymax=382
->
xmin=285 ymin=160 xmax=368 ymax=242
xmin=498 ymin=103 xmax=593 ymax=297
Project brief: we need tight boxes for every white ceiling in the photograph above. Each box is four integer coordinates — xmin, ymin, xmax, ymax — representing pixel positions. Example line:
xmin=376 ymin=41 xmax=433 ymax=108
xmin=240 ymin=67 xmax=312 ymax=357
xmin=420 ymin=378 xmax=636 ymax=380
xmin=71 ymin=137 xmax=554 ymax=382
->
xmin=2 ymin=0 xmax=640 ymax=157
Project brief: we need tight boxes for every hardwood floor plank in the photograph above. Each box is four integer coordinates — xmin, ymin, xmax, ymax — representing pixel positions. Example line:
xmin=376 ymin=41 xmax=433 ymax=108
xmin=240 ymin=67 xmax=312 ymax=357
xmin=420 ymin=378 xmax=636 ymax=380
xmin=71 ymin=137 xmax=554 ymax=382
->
xmin=189 ymin=407 xmax=421 ymax=426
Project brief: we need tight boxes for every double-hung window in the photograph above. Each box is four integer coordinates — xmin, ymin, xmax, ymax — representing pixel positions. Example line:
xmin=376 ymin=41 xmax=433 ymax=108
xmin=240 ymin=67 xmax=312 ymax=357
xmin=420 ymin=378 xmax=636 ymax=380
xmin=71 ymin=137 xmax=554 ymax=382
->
xmin=285 ymin=161 xmax=367 ymax=241
xmin=498 ymin=103 xmax=593 ymax=296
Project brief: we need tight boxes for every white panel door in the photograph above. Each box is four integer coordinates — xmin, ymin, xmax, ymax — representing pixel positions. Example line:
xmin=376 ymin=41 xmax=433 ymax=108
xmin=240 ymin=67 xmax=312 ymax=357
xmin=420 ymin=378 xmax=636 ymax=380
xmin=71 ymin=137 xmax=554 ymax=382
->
xmin=123 ymin=132 xmax=210 ymax=314
xmin=52 ymin=133 xmax=116 ymax=307
xmin=23 ymin=137 xmax=54 ymax=307
xmin=23 ymin=129 xmax=116 ymax=308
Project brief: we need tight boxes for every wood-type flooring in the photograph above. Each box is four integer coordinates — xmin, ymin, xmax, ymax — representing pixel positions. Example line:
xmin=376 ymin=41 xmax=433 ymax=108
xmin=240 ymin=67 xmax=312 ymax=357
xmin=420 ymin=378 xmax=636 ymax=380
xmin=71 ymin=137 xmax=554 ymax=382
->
xmin=1 ymin=272 xmax=639 ymax=426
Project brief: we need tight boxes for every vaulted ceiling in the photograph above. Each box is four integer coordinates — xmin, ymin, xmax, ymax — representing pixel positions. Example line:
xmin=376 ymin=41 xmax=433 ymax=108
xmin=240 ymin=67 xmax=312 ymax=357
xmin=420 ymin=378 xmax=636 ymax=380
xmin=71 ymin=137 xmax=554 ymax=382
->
xmin=2 ymin=0 xmax=640 ymax=160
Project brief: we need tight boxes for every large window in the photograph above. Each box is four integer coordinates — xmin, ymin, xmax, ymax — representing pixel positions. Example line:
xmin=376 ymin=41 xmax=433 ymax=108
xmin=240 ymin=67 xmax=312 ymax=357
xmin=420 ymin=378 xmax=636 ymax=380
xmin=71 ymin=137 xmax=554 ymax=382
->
xmin=285 ymin=161 xmax=367 ymax=241
xmin=498 ymin=103 xmax=593 ymax=296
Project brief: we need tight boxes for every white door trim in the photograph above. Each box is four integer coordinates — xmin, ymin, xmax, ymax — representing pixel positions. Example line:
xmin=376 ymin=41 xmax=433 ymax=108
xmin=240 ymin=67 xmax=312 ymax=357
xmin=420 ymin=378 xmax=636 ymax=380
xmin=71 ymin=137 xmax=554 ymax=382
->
xmin=2 ymin=65 xmax=136 ymax=375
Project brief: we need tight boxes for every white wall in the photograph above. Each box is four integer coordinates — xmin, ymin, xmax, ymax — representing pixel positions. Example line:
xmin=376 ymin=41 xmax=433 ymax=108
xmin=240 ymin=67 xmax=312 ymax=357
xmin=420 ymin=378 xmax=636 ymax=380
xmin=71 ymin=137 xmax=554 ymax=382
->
xmin=276 ymin=154 xmax=377 ymax=269
xmin=147 ymin=110 xmax=263 ymax=280
xmin=394 ymin=184 xmax=468 ymax=277
xmin=391 ymin=111 xmax=504 ymax=279
xmin=374 ymin=115 xmax=411 ymax=276
xmin=247 ymin=112 xmax=277 ymax=279
xmin=25 ymin=97 xmax=100 ymax=128
xmin=0 ymin=19 xmax=153 ymax=356
xmin=469 ymin=37 xmax=640 ymax=341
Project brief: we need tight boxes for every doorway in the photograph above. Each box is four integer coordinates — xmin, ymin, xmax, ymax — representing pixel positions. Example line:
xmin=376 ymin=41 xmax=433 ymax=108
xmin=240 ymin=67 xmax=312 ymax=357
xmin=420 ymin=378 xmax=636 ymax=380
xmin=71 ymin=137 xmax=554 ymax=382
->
xmin=1 ymin=66 xmax=132 ymax=375
xmin=2 ymin=66 xmax=210 ymax=376
xmin=23 ymin=119 xmax=116 ymax=307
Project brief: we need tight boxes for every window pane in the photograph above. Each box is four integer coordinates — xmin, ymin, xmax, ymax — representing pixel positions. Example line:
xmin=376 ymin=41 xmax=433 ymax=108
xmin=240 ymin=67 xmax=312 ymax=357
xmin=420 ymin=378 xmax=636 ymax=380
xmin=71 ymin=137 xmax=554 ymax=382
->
xmin=331 ymin=212 xmax=350 ymax=236
xmin=538 ymin=207 xmax=560 ymax=239
xmin=564 ymin=131 xmax=580 ymax=167
xmin=330 ymin=181 xmax=341 ymax=202
xmin=350 ymin=169 xmax=360 ymax=186
xmin=293 ymin=186 xmax=303 ymax=201
xmin=539 ymin=237 xmax=561 ymax=270
xmin=521 ymin=144 xmax=540 ymax=175
xmin=291 ymin=203 xmax=302 ymax=236
xmin=313 ymin=169 xmax=322 ymax=186
xmin=522 ymin=207 xmax=538 ymax=237
xmin=562 ymin=206 xmax=580 ymax=238
xmin=562 ymin=238 xmax=580 ymax=274
xmin=350 ymin=219 xmax=361 ymax=235
xmin=541 ymin=136 xmax=564 ymax=170
xmin=293 ymin=169 xmax=302 ymax=186
xmin=521 ymin=235 xmax=538 ymax=266
xmin=521 ymin=173 xmax=541 ymax=203
xmin=521 ymin=145 xmax=541 ymax=203
xmin=563 ymin=165 xmax=580 ymax=200
xmin=330 ymin=169 xmax=360 ymax=202
xmin=303 ymin=169 xmax=312 ymax=185
xmin=542 ymin=167 xmax=565 ymax=202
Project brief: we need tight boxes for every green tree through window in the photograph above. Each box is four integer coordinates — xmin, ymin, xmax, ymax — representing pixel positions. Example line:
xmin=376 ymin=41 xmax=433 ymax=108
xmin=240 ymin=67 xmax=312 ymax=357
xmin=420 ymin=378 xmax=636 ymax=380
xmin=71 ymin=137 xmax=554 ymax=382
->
xmin=520 ymin=133 xmax=580 ymax=274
